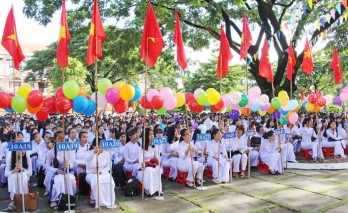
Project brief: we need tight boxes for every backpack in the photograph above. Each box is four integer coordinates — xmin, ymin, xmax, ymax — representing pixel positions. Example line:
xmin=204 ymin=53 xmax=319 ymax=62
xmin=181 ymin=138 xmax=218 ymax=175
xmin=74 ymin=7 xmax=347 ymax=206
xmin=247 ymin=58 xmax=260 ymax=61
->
xmin=124 ymin=176 xmax=139 ymax=197
xmin=78 ymin=172 xmax=89 ymax=195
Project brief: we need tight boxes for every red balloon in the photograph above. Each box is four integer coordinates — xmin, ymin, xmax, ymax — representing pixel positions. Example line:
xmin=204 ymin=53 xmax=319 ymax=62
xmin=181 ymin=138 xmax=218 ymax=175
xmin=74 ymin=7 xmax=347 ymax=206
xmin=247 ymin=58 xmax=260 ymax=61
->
xmin=151 ymin=95 xmax=163 ymax=110
xmin=6 ymin=93 xmax=15 ymax=110
xmin=113 ymin=99 xmax=128 ymax=114
xmin=55 ymin=87 xmax=65 ymax=98
xmin=43 ymin=97 xmax=56 ymax=115
xmin=140 ymin=96 xmax=151 ymax=109
xmin=308 ymin=93 xmax=317 ymax=104
xmin=0 ymin=92 xmax=11 ymax=108
xmin=185 ymin=92 xmax=195 ymax=103
xmin=195 ymin=104 xmax=204 ymax=113
xmin=188 ymin=99 xmax=199 ymax=112
xmin=27 ymin=90 xmax=44 ymax=107
xmin=213 ymin=98 xmax=225 ymax=110
xmin=317 ymin=97 xmax=326 ymax=107
xmin=55 ymin=97 xmax=72 ymax=114
xmin=211 ymin=105 xmax=220 ymax=112
xmin=36 ymin=109 xmax=49 ymax=121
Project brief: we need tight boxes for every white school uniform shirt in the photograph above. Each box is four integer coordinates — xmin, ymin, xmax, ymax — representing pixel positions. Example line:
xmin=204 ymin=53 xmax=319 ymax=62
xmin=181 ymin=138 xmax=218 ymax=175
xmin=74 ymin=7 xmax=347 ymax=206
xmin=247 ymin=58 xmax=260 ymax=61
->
xmin=178 ymin=141 xmax=196 ymax=162
xmin=260 ymin=139 xmax=278 ymax=154
xmin=0 ymin=142 xmax=8 ymax=160
xmin=74 ymin=143 xmax=90 ymax=169
xmin=161 ymin=141 xmax=179 ymax=162
xmin=230 ymin=134 xmax=248 ymax=153
xmin=229 ymin=125 xmax=237 ymax=133
xmin=113 ymin=143 xmax=126 ymax=165
xmin=299 ymin=127 xmax=317 ymax=142
xmin=85 ymin=150 xmax=111 ymax=174
xmin=88 ymin=131 xmax=95 ymax=145
xmin=124 ymin=142 xmax=141 ymax=164
xmin=37 ymin=143 xmax=49 ymax=169
xmin=31 ymin=140 xmax=41 ymax=155
xmin=45 ymin=148 xmax=76 ymax=172
xmin=207 ymin=140 xmax=228 ymax=161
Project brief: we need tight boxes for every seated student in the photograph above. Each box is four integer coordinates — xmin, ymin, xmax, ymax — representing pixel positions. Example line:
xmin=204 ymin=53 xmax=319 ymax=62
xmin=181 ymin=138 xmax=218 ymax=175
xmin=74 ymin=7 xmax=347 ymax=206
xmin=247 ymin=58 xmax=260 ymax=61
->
xmin=45 ymin=131 xmax=76 ymax=209
xmin=37 ymin=132 xmax=52 ymax=188
xmin=230 ymin=126 xmax=249 ymax=178
xmin=178 ymin=129 xmax=204 ymax=187
xmin=323 ymin=121 xmax=347 ymax=159
xmin=74 ymin=132 xmax=89 ymax=177
xmin=161 ymin=126 xmax=179 ymax=180
xmin=192 ymin=128 xmax=208 ymax=163
xmin=137 ymin=128 xmax=161 ymax=196
xmin=5 ymin=132 xmax=32 ymax=211
xmin=30 ymin=132 xmax=42 ymax=176
xmin=281 ymin=124 xmax=297 ymax=163
xmin=299 ymin=118 xmax=323 ymax=162
xmin=0 ymin=132 xmax=10 ymax=188
xmin=123 ymin=129 xmax=141 ymax=176
xmin=85 ymin=140 xmax=115 ymax=207
xmin=207 ymin=129 xmax=230 ymax=183
xmin=249 ymin=125 xmax=261 ymax=168
xmin=113 ymin=132 xmax=127 ymax=188
xmin=260 ymin=130 xmax=282 ymax=175
xmin=65 ymin=128 xmax=79 ymax=143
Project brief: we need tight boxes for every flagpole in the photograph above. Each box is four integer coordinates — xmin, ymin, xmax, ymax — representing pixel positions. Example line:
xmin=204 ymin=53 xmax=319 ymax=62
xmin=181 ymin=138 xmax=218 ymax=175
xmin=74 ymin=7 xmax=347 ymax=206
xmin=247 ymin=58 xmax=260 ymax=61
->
xmin=217 ymin=55 xmax=223 ymax=183
xmin=244 ymin=42 xmax=252 ymax=179
xmin=272 ymin=83 xmax=284 ymax=174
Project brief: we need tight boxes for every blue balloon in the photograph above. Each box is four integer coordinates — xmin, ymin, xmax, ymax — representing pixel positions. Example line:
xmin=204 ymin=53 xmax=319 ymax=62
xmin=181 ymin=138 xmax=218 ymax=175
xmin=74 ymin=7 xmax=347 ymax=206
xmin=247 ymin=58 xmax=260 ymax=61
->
xmin=198 ymin=124 xmax=207 ymax=134
xmin=251 ymin=101 xmax=260 ymax=112
xmin=130 ymin=85 xmax=141 ymax=102
xmin=160 ymin=123 xmax=165 ymax=131
xmin=83 ymin=100 xmax=96 ymax=116
xmin=280 ymin=107 xmax=289 ymax=115
xmin=288 ymin=100 xmax=298 ymax=111
xmin=73 ymin=96 xmax=89 ymax=113
xmin=5 ymin=108 xmax=14 ymax=113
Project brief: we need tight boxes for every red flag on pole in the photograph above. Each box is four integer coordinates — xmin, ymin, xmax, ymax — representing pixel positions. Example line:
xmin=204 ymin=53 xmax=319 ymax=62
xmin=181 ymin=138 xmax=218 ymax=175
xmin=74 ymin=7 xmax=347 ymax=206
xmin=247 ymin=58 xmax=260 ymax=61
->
xmin=86 ymin=0 xmax=106 ymax=66
xmin=57 ymin=0 xmax=71 ymax=69
xmin=286 ymin=41 xmax=296 ymax=81
xmin=217 ymin=25 xmax=232 ymax=79
xmin=259 ymin=38 xmax=273 ymax=83
xmin=330 ymin=48 xmax=342 ymax=85
xmin=1 ymin=6 xmax=25 ymax=70
xmin=301 ymin=36 xmax=314 ymax=75
xmin=140 ymin=2 xmax=164 ymax=68
xmin=301 ymin=91 xmax=305 ymax=100
xmin=173 ymin=11 xmax=187 ymax=70
xmin=240 ymin=13 xmax=253 ymax=60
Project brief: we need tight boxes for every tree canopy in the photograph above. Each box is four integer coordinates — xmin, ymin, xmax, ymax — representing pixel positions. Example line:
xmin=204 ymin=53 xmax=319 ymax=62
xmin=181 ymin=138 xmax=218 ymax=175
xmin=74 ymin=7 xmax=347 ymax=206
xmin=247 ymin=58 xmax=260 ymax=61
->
xmin=22 ymin=0 xmax=348 ymax=96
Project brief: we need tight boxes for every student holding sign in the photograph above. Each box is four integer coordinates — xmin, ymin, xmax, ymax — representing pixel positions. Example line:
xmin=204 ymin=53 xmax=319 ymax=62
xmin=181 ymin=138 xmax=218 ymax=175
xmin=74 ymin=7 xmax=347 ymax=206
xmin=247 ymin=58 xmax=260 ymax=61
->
xmin=178 ymin=129 xmax=203 ymax=187
xmin=207 ymin=129 xmax=230 ymax=183
xmin=85 ymin=140 xmax=115 ymax=207
xmin=45 ymin=131 xmax=76 ymax=209
xmin=5 ymin=132 xmax=32 ymax=211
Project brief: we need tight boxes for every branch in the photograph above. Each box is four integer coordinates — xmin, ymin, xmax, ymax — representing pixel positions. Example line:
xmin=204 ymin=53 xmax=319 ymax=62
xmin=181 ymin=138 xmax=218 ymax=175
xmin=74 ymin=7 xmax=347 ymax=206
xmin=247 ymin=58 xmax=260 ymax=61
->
xmin=277 ymin=0 xmax=295 ymax=24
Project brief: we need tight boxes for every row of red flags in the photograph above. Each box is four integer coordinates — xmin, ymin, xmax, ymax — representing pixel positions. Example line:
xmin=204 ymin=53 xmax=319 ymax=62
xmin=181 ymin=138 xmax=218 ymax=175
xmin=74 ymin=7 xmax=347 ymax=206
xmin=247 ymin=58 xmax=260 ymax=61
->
xmin=1 ymin=1 xmax=343 ymax=86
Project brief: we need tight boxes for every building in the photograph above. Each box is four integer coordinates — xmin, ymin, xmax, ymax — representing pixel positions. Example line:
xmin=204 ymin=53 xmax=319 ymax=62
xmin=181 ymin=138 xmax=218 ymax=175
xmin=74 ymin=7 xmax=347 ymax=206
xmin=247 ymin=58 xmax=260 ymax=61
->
xmin=0 ymin=43 xmax=47 ymax=93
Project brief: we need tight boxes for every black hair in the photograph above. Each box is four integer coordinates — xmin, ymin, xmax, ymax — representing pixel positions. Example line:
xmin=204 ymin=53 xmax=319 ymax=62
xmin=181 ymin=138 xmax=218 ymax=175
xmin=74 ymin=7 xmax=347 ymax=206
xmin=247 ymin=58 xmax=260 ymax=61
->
xmin=263 ymin=130 xmax=275 ymax=139
xmin=192 ymin=128 xmax=202 ymax=144
xmin=236 ymin=125 xmax=245 ymax=135
xmin=78 ymin=131 xmax=88 ymax=139
xmin=179 ymin=128 xmax=188 ymax=142
xmin=166 ymin=126 xmax=176 ymax=144
xmin=302 ymin=118 xmax=311 ymax=127
xmin=323 ymin=120 xmax=338 ymax=138
xmin=265 ymin=119 xmax=275 ymax=129
xmin=10 ymin=151 xmax=28 ymax=171
xmin=142 ymin=127 xmax=154 ymax=151
xmin=210 ymin=128 xmax=220 ymax=140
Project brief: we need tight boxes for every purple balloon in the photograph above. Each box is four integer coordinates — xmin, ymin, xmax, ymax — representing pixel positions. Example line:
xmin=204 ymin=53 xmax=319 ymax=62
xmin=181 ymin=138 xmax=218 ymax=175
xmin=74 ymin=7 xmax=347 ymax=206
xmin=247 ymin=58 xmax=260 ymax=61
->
xmin=193 ymin=123 xmax=198 ymax=129
xmin=229 ymin=110 xmax=240 ymax=120
xmin=174 ymin=115 xmax=180 ymax=122
xmin=334 ymin=96 xmax=342 ymax=105
xmin=260 ymin=103 xmax=270 ymax=111
xmin=272 ymin=110 xmax=281 ymax=119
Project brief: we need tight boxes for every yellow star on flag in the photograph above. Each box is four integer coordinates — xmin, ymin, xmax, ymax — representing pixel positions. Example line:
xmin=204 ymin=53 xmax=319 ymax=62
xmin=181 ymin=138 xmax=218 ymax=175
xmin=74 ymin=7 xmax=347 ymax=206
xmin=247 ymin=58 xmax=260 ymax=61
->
xmin=89 ymin=23 xmax=95 ymax=36
xmin=148 ymin=37 xmax=155 ymax=43
xmin=266 ymin=55 xmax=270 ymax=64
xmin=288 ymin=57 xmax=293 ymax=64
xmin=7 ymin=26 xmax=18 ymax=48
xmin=58 ymin=26 xmax=66 ymax=41
xmin=241 ymin=33 xmax=245 ymax=42
xmin=304 ymin=50 xmax=311 ymax=58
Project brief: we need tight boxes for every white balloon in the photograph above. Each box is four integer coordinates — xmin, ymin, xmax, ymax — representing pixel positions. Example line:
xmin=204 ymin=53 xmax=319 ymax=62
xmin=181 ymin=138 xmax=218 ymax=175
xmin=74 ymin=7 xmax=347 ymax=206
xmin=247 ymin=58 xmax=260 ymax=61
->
xmin=204 ymin=118 xmax=213 ymax=130
xmin=91 ymin=92 xmax=107 ymax=109
xmin=231 ymin=91 xmax=242 ymax=104
xmin=222 ymin=94 xmax=232 ymax=108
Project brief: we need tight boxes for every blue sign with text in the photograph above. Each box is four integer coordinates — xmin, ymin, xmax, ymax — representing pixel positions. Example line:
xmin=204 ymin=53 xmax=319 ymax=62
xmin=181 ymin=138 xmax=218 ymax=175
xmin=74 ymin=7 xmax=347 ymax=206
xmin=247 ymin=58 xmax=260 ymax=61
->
xmin=285 ymin=133 xmax=292 ymax=139
xmin=197 ymin=134 xmax=211 ymax=141
xmin=246 ymin=130 xmax=256 ymax=137
xmin=8 ymin=142 xmax=32 ymax=151
xmin=56 ymin=142 xmax=79 ymax=151
xmin=100 ymin=140 xmax=120 ymax=149
xmin=275 ymin=129 xmax=285 ymax=135
xmin=151 ymin=137 xmax=168 ymax=146
xmin=224 ymin=132 xmax=236 ymax=139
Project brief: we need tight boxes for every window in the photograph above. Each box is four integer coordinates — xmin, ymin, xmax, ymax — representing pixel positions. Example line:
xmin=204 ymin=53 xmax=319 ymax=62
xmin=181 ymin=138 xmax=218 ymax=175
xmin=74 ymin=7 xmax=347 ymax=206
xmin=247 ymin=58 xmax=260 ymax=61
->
xmin=19 ymin=61 xmax=25 ymax=71
xmin=8 ymin=59 xmax=13 ymax=69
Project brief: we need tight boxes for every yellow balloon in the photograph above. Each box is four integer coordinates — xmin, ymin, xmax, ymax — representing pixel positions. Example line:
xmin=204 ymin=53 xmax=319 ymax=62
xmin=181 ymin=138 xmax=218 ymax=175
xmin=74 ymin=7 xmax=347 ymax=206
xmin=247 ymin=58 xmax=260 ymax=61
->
xmin=278 ymin=90 xmax=288 ymax=99
xmin=206 ymin=88 xmax=220 ymax=105
xmin=305 ymin=103 xmax=314 ymax=112
xmin=280 ymin=96 xmax=289 ymax=106
xmin=175 ymin=92 xmax=185 ymax=108
xmin=18 ymin=84 xmax=32 ymax=98
xmin=258 ymin=110 xmax=267 ymax=116
xmin=120 ymin=84 xmax=135 ymax=101
xmin=112 ymin=81 xmax=125 ymax=89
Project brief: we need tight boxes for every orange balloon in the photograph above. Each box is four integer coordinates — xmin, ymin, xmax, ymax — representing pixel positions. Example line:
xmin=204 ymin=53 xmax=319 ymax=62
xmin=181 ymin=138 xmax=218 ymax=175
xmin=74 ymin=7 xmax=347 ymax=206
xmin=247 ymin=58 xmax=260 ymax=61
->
xmin=27 ymin=103 xmax=43 ymax=114
xmin=78 ymin=87 xmax=87 ymax=96
xmin=267 ymin=105 xmax=275 ymax=114
xmin=313 ymin=104 xmax=320 ymax=113
xmin=241 ymin=108 xmax=251 ymax=116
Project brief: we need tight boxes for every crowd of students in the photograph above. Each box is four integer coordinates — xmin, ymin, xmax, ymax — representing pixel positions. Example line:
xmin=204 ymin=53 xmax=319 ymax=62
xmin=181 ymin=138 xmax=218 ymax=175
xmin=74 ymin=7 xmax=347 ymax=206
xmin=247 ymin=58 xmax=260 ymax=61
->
xmin=0 ymin=111 xmax=347 ymax=211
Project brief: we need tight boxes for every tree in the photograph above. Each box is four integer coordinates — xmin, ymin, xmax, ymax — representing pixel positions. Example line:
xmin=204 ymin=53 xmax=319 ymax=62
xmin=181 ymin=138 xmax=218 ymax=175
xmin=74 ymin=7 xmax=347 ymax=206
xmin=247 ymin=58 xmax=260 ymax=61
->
xmin=22 ymin=0 xmax=347 ymax=96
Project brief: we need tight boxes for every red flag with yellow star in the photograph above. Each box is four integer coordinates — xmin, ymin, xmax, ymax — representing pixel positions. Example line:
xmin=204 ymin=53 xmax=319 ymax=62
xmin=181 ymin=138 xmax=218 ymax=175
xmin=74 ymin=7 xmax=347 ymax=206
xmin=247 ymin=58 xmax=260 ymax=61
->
xmin=286 ymin=41 xmax=296 ymax=81
xmin=86 ymin=0 xmax=106 ymax=66
xmin=217 ymin=25 xmax=232 ymax=79
xmin=1 ymin=6 xmax=25 ymax=70
xmin=259 ymin=38 xmax=273 ymax=83
xmin=302 ymin=36 xmax=314 ymax=75
xmin=140 ymin=2 xmax=164 ymax=68
xmin=240 ymin=13 xmax=253 ymax=60
xmin=330 ymin=48 xmax=342 ymax=85
xmin=56 ymin=0 xmax=71 ymax=69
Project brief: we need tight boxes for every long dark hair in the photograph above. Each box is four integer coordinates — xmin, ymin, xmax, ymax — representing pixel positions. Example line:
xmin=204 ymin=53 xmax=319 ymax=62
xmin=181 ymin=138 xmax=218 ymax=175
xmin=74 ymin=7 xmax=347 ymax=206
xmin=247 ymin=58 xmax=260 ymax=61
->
xmin=323 ymin=120 xmax=338 ymax=138
xmin=192 ymin=128 xmax=201 ymax=144
xmin=263 ymin=130 xmax=274 ymax=139
xmin=142 ymin=127 xmax=154 ymax=151
xmin=179 ymin=129 xmax=188 ymax=142
xmin=10 ymin=151 xmax=28 ymax=170
xmin=166 ymin=126 xmax=176 ymax=144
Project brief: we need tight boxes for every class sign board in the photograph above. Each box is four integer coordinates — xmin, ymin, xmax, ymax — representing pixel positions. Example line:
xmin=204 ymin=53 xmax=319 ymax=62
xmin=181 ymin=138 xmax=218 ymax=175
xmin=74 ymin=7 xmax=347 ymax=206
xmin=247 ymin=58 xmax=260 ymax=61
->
xmin=100 ymin=140 xmax=120 ymax=149
xmin=197 ymin=134 xmax=211 ymax=141
xmin=9 ymin=142 xmax=32 ymax=151
xmin=152 ymin=137 xmax=168 ymax=146
xmin=224 ymin=132 xmax=236 ymax=139
xmin=285 ymin=133 xmax=292 ymax=139
xmin=56 ymin=142 xmax=79 ymax=151
xmin=246 ymin=130 xmax=256 ymax=137
xmin=275 ymin=129 xmax=285 ymax=135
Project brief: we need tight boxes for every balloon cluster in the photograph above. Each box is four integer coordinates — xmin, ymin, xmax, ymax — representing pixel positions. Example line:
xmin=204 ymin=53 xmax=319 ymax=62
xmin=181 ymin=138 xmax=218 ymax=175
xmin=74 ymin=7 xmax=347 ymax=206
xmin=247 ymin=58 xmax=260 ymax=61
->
xmin=302 ymin=91 xmax=328 ymax=113
xmin=139 ymin=87 xmax=185 ymax=115
xmin=185 ymin=88 xmax=223 ymax=113
xmin=96 ymin=79 xmax=141 ymax=114
xmin=334 ymin=86 xmax=348 ymax=105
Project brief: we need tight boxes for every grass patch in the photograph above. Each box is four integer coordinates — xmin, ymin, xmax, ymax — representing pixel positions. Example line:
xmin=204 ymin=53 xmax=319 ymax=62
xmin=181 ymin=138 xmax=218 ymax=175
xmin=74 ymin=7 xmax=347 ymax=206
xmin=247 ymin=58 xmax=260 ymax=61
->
xmin=260 ymin=186 xmax=291 ymax=196
xmin=117 ymin=200 xmax=136 ymax=213
xmin=318 ymin=182 xmax=348 ymax=195
xmin=192 ymin=189 xmax=232 ymax=201
xmin=316 ymin=199 xmax=348 ymax=213
xmin=250 ymin=205 xmax=279 ymax=213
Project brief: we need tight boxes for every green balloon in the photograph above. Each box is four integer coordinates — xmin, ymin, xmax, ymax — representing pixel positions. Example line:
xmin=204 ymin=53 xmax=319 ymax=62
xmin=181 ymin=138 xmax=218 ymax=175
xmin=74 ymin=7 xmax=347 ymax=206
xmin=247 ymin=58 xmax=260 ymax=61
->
xmin=156 ymin=106 xmax=166 ymax=115
xmin=272 ymin=98 xmax=281 ymax=109
xmin=11 ymin=95 xmax=27 ymax=113
xmin=97 ymin=78 xmax=112 ymax=95
xmin=197 ymin=92 xmax=208 ymax=106
xmin=63 ymin=80 xmax=79 ymax=99
xmin=238 ymin=94 xmax=249 ymax=107
xmin=279 ymin=117 xmax=288 ymax=125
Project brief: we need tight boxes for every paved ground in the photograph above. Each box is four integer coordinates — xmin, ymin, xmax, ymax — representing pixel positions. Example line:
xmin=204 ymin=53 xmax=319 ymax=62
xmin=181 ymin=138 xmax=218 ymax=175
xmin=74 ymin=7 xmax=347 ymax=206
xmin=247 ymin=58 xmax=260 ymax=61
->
xmin=1 ymin=168 xmax=348 ymax=213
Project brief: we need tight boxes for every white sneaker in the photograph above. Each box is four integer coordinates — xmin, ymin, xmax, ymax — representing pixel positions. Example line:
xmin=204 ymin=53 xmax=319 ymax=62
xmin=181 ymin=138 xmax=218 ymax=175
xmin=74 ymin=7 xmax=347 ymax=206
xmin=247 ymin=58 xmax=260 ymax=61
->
xmin=44 ymin=191 xmax=49 ymax=196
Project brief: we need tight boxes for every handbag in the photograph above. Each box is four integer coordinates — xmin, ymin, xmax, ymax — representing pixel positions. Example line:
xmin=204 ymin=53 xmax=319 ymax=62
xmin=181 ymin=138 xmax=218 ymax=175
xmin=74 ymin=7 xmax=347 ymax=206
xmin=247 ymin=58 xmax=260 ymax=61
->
xmin=144 ymin=157 xmax=159 ymax=168
xmin=57 ymin=193 xmax=77 ymax=211
xmin=311 ymin=136 xmax=316 ymax=142
xmin=14 ymin=192 xmax=39 ymax=213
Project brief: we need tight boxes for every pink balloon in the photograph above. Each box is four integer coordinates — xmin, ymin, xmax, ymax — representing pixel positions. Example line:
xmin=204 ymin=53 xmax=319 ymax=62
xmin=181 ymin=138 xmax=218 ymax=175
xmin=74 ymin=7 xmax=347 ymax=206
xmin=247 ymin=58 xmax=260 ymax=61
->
xmin=248 ymin=86 xmax=261 ymax=99
xmin=222 ymin=94 xmax=232 ymax=108
xmin=232 ymin=104 xmax=241 ymax=110
xmin=105 ymin=88 xmax=120 ymax=104
xmin=193 ymin=123 xmax=198 ymax=129
xmin=194 ymin=88 xmax=205 ymax=98
xmin=160 ymin=87 xmax=173 ymax=97
xmin=147 ymin=89 xmax=160 ymax=102
xmin=163 ymin=95 xmax=177 ymax=110
xmin=245 ymin=100 xmax=254 ymax=109
xmin=289 ymin=112 xmax=298 ymax=124
xmin=339 ymin=92 xmax=348 ymax=103
xmin=343 ymin=86 xmax=348 ymax=94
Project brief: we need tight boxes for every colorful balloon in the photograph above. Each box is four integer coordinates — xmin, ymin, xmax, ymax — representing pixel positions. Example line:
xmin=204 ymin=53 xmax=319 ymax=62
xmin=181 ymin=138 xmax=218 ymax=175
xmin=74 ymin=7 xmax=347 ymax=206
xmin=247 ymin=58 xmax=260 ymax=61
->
xmin=73 ymin=96 xmax=89 ymax=113
xmin=120 ymin=84 xmax=135 ymax=101
xmin=163 ymin=95 xmax=177 ymax=110
xmin=238 ymin=94 xmax=249 ymax=107
xmin=206 ymin=88 xmax=220 ymax=105
xmin=83 ymin=100 xmax=96 ymax=116
xmin=105 ymin=88 xmax=120 ymax=104
xmin=63 ymin=80 xmax=79 ymax=99
xmin=78 ymin=87 xmax=87 ymax=96
xmin=55 ymin=87 xmax=64 ymax=98
xmin=140 ymin=96 xmax=151 ymax=109
xmin=231 ymin=91 xmax=242 ymax=104
xmin=0 ymin=92 xmax=11 ymax=108
xmin=130 ymin=85 xmax=141 ymax=102
xmin=147 ymin=89 xmax=160 ymax=102
xmin=248 ymin=86 xmax=261 ymax=99
xmin=271 ymin=98 xmax=281 ymax=109
xmin=288 ymin=112 xmax=298 ymax=124
xmin=97 ymin=78 xmax=112 ymax=95
xmin=55 ymin=97 xmax=72 ymax=114
xmin=11 ymin=95 xmax=27 ymax=113
xmin=151 ymin=95 xmax=164 ymax=110
xmin=27 ymin=90 xmax=43 ymax=108
xmin=112 ymin=81 xmax=125 ymax=89
xmin=18 ymin=84 xmax=32 ymax=98
xmin=43 ymin=97 xmax=57 ymax=115
xmin=156 ymin=106 xmax=166 ymax=115
xmin=114 ymin=99 xmax=129 ymax=114
xmin=196 ymin=92 xmax=208 ymax=106
xmin=36 ymin=109 xmax=49 ymax=122
xmin=27 ymin=104 xmax=43 ymax=114
xmin=229 ymin=110 xmax=240 ymax=120
xmin=174 ymin=92 xmax=185 ymax=108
